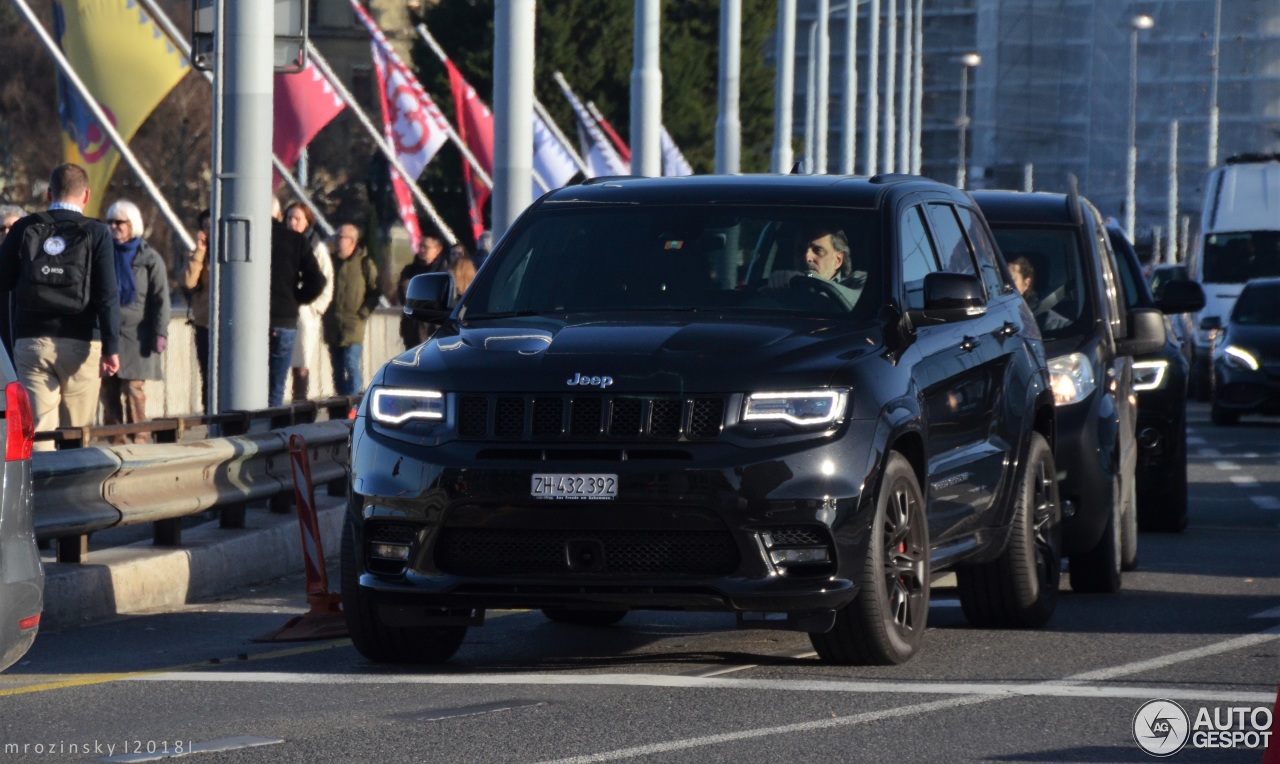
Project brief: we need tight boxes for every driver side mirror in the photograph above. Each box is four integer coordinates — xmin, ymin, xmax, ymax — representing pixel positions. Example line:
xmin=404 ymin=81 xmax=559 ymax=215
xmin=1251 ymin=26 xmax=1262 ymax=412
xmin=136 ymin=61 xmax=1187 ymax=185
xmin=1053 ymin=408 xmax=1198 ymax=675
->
xmin=1116 ymin=307 xmax=1166 ymax=356
xmin=1155 ymin=280 xmax=1205 ymax=315
xmin=906 ymin=272 xmax=987 ymax=327
xmin=404 ymin=272 xmax=455 ymax=322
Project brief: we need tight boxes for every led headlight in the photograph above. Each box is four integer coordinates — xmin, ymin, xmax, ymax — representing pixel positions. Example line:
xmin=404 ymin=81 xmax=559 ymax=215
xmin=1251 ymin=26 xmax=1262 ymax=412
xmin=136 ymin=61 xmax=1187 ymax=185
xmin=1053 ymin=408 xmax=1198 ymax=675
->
xmin=1047 ymin=353 xmax=1095 ymax=406
xmin=743 ymin=390 xmax=847 ymax=426
xmin=370 ymin=387 xmax=445 ymax=425
xmin=1222 ymin=345 xmax=1260 ymax=372
xmin=1132 ymin=360 xmax=1169 ymax=391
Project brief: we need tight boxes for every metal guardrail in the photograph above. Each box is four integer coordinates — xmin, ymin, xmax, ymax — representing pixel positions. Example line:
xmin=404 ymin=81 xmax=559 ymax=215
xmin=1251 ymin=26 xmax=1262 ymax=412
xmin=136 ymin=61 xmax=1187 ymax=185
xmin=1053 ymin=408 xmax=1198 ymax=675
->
xmin=33 ymin=397 xmax=359 ymax=563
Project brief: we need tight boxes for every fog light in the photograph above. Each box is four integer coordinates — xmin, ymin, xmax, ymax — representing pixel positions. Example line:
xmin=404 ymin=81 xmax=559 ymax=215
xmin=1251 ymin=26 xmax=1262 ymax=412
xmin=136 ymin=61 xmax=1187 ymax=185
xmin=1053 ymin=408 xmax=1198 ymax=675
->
xmin=370 ymin=542 xmax=411 ymax=561
xmin=769 ymin=547 xmax=831 ymax=565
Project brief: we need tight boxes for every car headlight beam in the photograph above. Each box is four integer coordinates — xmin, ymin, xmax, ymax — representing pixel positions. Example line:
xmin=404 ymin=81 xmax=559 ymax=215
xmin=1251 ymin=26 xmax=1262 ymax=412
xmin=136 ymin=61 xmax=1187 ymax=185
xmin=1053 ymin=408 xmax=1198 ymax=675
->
xmin=1222 ymin=345 xmax=1260 ymax=372
xmin=1047 ymin=353 xmax=1095 ymax=406
xmin=1131 ymin=360 xmax=1168 ymax=391
xmin=370 ymin=388 xmax=446 ymax=425
xmin=743 ymin=390 xmax=847 ymax=426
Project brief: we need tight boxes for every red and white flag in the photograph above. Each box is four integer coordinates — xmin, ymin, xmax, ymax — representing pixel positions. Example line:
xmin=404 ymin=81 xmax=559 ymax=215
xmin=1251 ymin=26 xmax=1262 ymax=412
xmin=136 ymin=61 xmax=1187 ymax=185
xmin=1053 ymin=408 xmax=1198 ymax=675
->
xmin=660 ymin=127 xmax=694 ymax=177
xmin=272 ymin=61 xmax=345 ymax=187
xmin=353 ymin=1 xmax=450 ymax=251
xmin=445 ymin=59 xmax=494 ymax=243
xmin=556 ymin=75 xmax=629 ymax=177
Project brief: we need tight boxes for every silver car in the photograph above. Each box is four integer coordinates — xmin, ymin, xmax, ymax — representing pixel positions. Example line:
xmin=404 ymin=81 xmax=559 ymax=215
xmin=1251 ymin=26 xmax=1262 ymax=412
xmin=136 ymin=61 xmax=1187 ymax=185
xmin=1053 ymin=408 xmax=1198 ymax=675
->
xmin=0 ymin=346 xmax=40 ymax=672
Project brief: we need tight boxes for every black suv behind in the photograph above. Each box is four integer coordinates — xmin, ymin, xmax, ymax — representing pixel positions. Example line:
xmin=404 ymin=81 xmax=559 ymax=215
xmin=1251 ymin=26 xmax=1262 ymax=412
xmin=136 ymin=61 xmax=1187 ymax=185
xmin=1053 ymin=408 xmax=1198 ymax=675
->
xmin=345 ymin=175 xmax=1058 ymax=666
xmin=974 ymin=191 xmax=1166 ymax=593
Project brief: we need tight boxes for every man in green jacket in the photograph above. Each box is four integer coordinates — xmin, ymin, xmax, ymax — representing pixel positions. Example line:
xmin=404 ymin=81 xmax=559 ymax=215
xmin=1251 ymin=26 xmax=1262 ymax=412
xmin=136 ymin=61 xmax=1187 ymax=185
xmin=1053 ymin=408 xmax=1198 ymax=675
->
xmin=323 ymin=223 xmax=380 ymax=396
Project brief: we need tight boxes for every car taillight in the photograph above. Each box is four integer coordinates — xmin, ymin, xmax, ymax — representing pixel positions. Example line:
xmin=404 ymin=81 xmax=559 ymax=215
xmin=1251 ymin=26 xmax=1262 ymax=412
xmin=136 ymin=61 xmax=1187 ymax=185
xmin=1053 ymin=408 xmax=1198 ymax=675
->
xmin=5 ymin=381 xmax=34 ymax=461
xmin=18 ymin=613 xmax=39 ymax=631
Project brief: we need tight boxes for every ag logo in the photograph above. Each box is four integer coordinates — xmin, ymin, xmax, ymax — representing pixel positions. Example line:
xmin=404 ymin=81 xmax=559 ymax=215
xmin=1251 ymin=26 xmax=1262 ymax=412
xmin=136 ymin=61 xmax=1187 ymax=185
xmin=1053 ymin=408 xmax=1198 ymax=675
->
xmin=1133 ymin=699 xmax=1189 ymax=756
xmin=42 ymin=236 xmax=67 ymax=256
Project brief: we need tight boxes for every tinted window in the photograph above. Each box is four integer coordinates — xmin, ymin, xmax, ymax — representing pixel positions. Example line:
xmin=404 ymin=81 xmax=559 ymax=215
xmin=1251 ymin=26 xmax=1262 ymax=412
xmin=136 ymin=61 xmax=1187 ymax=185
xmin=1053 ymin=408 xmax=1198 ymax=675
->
xmin=900 ymin=206 xmax=940 ymax=310
xmin=1231 ymin=284 xmax=1280 ymax=325
xmin=465 ymin=205 xmax=882 ymax=320
xmin=955 ymin=205 xmax=1007 ymax=300
xmin=1203 ymin=232 xmax=1280 ymax=284
xmin=927 ymin=204 xmax=976 ymax=276
xmin=990 ymin=226 xmax=1092 ymax=338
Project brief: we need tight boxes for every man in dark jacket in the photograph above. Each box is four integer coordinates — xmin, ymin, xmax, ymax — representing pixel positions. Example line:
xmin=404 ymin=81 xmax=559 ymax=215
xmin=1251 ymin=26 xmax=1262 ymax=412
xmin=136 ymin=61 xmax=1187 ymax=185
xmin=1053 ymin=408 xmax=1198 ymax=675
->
xmin=396 ymin=232 xmax=448 ymax=349
xmin=0 ymin=163 xmax=120 ymax=450
xmin=269 ymin=217 xmax=325 ymax=406
xmin=324 ymin=224 xmax=380 ymax=396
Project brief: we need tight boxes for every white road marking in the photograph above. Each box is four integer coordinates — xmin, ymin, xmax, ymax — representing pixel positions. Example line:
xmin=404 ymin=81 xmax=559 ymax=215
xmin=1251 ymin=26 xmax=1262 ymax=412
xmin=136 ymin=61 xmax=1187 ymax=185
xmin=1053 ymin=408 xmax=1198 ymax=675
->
xmin=1200 ymin=448 xmax=1222 ymax=458
xmin=1213 ymin=461 xmax=1240 ymax=471
xmin=1230 ymin=475 xmax=1259 ymax=487
xmin=1187 ymin=436 xmax=1207 ymax=446
xmin=1250 ymin=496 xmax=1280 ymax=511
xmin=680 ymin=650 xmax=817 ymax=678
xmin=101 ymin=737 xmax=282 ymax=762
xmin=1250 ymin=606 xmax=1280 ymax=619
xmin=415 ymin=700 xmax=544 ymax=722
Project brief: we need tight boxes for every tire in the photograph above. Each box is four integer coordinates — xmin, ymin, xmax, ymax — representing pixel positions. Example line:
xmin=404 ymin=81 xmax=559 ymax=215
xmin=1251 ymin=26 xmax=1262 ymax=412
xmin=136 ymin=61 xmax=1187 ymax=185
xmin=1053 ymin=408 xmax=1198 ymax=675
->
xmin=1120 ymin=480 xmax=1139 ymax=572
xmin=1068 ymin=484 xmax=1123 ymax=594
xmin=957 ymin=433 xmax=1060 ymax=629
xmin=1138 ymin=426 xmax=1188 ymax=533
xmin=1211 ymin=400 xmax=1238 ymax=427
xmin=810 ymin=452 xmax=929 ymax=665
xmin=340 ymin=518 xmax=468 ymax=664
xmin=541 ymin=608 xmax=628 ymax=626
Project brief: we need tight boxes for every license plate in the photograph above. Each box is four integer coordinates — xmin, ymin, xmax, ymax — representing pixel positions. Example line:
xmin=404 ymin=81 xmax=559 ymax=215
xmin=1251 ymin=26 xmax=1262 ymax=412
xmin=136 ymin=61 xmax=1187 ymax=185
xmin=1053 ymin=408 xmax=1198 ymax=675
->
xmin=531 ymin=474 xmax=618 ymax=500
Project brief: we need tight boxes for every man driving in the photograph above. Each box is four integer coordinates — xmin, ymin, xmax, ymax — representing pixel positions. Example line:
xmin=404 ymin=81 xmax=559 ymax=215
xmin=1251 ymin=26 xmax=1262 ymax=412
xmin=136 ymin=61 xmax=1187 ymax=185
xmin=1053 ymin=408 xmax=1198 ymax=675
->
xmin=803 ymin=226 xmax=852 ymax=281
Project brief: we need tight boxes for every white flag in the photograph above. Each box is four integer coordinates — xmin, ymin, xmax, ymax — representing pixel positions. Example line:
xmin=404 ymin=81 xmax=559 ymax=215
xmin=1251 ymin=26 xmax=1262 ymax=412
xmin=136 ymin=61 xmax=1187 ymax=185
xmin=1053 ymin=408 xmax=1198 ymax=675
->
xmin=661 ymin=127 xmax=694 ymax=176
xmin=555 ymin=73 xmax=629 ymax=177
xmin=533 ymin=113 xmax=580 ymax=197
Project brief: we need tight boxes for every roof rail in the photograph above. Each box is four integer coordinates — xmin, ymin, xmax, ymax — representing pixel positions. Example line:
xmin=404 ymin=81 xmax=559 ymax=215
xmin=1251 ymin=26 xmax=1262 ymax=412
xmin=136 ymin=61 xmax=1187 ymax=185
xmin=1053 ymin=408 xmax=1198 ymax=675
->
xmin=580 ymin=175 xmax=642 ymax=185
xmin=868 ymin=173 xmax=918 ymax=184
xmin=1224 ymin=152 xmax=1280 ymax=165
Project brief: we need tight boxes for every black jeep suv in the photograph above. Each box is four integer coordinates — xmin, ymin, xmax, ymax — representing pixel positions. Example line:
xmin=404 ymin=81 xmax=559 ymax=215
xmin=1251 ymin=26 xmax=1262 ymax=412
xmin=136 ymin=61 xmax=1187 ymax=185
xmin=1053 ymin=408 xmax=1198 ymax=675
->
xmin=344 ymin=174 xmax=1059 ymax=666
xmin=974 ymin=191 xmax=1167 ymax=592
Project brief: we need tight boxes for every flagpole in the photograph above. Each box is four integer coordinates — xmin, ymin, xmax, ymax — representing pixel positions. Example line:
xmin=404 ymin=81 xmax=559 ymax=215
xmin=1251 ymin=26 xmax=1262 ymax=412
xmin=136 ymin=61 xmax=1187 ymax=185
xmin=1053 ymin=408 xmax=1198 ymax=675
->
xmin=411 ymin=22 xmax=559 ymax=191
xmin=134 ymin=0 xmax=334 ymax=237
xmin=13 ymin=0 xmax=195 ymax=252
xmin=554 ymin=72 xmax=628 ymax=175
xmin=305 ymin=44 xmax=457 ymax=246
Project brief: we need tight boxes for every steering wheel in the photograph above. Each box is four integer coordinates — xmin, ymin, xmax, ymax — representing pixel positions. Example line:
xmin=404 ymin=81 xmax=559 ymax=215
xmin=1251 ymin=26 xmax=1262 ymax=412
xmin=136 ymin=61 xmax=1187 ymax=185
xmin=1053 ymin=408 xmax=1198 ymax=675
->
xmin=783 ymin=274 xmax=856 ymax=312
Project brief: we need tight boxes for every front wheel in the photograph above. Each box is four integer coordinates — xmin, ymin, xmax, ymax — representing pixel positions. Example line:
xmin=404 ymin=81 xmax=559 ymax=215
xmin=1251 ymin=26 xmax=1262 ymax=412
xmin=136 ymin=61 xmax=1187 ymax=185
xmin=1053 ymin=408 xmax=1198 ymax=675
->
xmin=1120 ymin=481 xmax=1139 ymax=572
xmin=341 ymin=519 xmax=468 ymax=664
xmin=810 ymin=452 xmax=929 ymax=665
xmin=1211 ymin=400 xmax=1239 ymax=427
xmin=957 ymin=433 xmax=1061 ymax=629
xmin=1068 ymin=488 xmax=1123 ymax=594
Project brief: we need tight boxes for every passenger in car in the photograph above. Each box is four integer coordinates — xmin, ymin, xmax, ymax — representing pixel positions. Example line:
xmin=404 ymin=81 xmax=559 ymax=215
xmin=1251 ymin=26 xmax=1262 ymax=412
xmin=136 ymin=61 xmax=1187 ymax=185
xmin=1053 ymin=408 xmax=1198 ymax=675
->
xmin=1009 ymin=256 xmax=1070 ymax=330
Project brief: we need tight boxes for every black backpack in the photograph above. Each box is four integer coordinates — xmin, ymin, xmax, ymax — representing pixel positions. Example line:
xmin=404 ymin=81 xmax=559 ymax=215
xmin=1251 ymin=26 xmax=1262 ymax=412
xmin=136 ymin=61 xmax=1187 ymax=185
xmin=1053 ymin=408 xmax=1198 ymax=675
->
xmin=16 ymin=212 xmax=93 ymax=315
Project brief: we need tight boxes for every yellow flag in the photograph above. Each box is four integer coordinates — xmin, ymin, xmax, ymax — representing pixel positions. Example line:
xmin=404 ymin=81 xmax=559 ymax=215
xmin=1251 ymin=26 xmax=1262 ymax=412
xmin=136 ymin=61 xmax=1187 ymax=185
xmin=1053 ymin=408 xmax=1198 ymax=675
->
xmin=54 ymin=0 xmax=188 ymax=216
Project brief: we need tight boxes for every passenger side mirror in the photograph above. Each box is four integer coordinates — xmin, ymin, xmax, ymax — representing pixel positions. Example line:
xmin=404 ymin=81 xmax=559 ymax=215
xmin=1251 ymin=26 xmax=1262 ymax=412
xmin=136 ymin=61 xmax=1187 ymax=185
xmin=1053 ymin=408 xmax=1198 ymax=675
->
xmin=1155 ymin=280 xmax=1205 ymax=315
xmin=907 ymin=272 xmax=987 ymax=327
xmin=404 ymin=272 xmax=455 ymax=322
xmin=1199 ymin=315 xmax=1222 ymax=331
xmin=1116 ymin=307 xmax=1166 ymax=356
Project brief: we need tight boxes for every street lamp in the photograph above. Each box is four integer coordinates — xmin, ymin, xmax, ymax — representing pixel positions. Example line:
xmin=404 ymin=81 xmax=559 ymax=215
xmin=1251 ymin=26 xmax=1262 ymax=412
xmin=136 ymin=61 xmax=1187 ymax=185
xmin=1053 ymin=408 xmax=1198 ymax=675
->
xmin=955 ymin=52 xmax=980 ymax=189
xmin=1126 ymin=14 xmax=1154 ymax=241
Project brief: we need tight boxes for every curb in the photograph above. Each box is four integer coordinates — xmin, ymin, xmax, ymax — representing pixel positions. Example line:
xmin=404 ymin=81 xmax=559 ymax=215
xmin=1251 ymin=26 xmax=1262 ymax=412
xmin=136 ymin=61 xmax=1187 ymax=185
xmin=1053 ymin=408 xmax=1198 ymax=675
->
xmin=40 ymin=497 xmax=345 ymax=631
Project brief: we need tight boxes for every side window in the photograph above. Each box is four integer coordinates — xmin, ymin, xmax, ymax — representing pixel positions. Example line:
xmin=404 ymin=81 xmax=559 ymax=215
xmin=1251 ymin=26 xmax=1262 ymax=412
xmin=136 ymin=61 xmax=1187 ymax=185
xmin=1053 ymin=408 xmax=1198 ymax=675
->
xmin=955 ymin=205 xmax=1008 ymax=300
xmin=926 ymin=203 xmax=977 ymax=277
xmin=900 ymin=205 xmax=940 ymax=310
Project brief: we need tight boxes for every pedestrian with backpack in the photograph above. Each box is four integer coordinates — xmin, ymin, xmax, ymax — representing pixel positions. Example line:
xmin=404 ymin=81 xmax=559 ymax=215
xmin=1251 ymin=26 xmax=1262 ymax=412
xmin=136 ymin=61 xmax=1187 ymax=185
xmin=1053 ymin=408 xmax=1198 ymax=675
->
xmin=0 ymin=163 xmax=120 ymax=450
xmin=100 ymin=199 xmax=170 ymax=443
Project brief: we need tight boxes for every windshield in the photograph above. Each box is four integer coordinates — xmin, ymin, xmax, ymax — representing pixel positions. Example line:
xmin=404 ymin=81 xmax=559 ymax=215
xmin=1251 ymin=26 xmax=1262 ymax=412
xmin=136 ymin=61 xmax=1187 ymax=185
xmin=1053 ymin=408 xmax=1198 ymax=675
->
xmin=1231 ymin=283 xmax=1280 ymax=326
xmin=989 ymin=226 xmax=1093 ymax=339
xmin=461 ymin=205 xmax=882 ymax=320
xmin=1202 ymin=231 xmax=1280 ymax=284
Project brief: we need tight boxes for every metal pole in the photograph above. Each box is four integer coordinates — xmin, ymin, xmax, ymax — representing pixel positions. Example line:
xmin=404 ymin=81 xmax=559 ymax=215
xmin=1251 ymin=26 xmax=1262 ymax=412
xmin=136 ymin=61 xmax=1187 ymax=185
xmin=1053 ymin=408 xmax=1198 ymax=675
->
xmin=1023 ymin=162 xmax=1034 ymax=192
xmin=900 ymin=0 xmax=912 ymax=173
xmin=1207 ymin=0 xmax=1222 ymax=168
xmin=1167 ymin=120 xmax=1179 ymax=265
xmin=215 ymin=0 xmax=274 ymax=412
xmin=840 ymin=0 xmax=858 ymax=175
xmin=1179 ymin=215 xmax=1190 ymax=264
xmin=804 ymin=22 xmax=817 ymax=173
xmin=716 ymin=0 xmax=741 ymax=173
xmin=1126 ymin=26 xmax=1139 ymax=241
xmin=137 ymin=0 xmax=333 ymax=236
xmin=630 ymin=0 xmax=662 ymax=177
xmin=416 ymin=22 xmax=583 ymax=180
xmin=911 ymin=0 xmax=922 ymax=174
xmin=865 ymin=0 xmax=880 ymax=176
xmin=772 ymin=0 xmax=797 ymax=173
xmin=306 ymin=45 xmax=457 ymax=245
xmin=10 ymin=0 xmax=195 ymax=253
xmin=957 ymin=64 xmax=968 ymax=189
xmin=884 ymin=0 xmax=896 ymax=173
xmin=815 ymin=0 xmax=830 ymax=174
xmin=493 ymin=0 xmax=535 ymax=238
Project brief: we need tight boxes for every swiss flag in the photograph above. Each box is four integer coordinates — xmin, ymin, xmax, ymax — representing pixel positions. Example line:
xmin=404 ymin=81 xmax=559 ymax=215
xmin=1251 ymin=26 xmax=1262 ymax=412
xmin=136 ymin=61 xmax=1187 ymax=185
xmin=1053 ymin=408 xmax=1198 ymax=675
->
xmin=272 ymin=61 xmax=344 ymax=186
xmin=445 ymin=60 xmax=493 ymax=242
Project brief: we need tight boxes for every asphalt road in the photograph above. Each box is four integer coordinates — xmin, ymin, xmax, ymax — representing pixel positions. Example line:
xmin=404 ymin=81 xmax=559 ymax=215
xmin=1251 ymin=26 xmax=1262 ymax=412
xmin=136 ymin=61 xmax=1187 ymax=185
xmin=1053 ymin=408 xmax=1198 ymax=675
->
xmin=2 ymin=402 xmax=1277 ymax=763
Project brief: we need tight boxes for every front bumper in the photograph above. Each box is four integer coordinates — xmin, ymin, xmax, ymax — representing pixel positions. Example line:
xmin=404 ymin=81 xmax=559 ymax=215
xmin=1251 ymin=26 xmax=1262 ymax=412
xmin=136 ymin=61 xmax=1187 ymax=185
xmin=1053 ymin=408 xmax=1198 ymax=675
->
xmin=1053 ymin=392 xmax=1119 ymax=554
xmin=347 ymin=417 xmax=883 ymax=618
xmin=1214 ymin=364 xmax=1280 ymax=416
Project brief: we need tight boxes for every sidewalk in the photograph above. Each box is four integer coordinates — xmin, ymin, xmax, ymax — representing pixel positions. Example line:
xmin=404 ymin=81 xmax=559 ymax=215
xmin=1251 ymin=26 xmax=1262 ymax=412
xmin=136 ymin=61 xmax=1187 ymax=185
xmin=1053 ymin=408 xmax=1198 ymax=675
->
xmin=39 ymin=496 xmax=345 ymax=631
